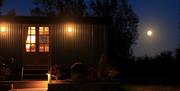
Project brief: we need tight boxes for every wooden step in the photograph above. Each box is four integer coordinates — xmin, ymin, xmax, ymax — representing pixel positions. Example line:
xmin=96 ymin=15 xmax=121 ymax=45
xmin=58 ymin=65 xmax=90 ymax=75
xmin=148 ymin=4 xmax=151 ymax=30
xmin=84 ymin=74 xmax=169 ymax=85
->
xmin=23 ymin=70 xmax=48 ymax=74
xmin=22 ymin=66 xmax=49 ymax=80
xmin=13 ymin=81 xmax=48 ymax=89
xmin=23 ymin=74 xmax=47 ymax=80
xmin=24 ymin=66 xmax=48 ymax=70
xmin=11 ymin=88 xmax=47 ymax=91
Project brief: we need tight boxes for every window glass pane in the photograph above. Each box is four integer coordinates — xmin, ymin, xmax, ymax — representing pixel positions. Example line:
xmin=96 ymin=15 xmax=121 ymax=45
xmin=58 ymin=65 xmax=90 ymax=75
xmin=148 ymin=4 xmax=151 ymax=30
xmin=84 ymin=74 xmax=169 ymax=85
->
xmin=44 ymin=31 xmax=49 ymax=35
xmin=28 ymin=30 xmax=31 ymax=35
xmin=39 ymin=27 xmax=49 ymax=35
xmin=26 ymin=36 xmax=36 ymax=43
xmin=26 ymin=36 xmax=31 ymax=43
xmin=26 ymin=44 xmax=30 ymax=52
xmin=45 ymin=27 xmax=49 ymax=30
xmin=39 ymin=36 xmax=48 ymax=43
xmin=39 ymin=44 xmax=49 ymax=52
xmin=31 ymin=27 xmax=36 ymax=30
xmin=26 ymin=27 xmax=36 ymax=53
xmin=39 ymin=27 xmax=44 ymax=35
xmin=28 ymin=27 xmax=36 ymax=34
xmin=31 ymin=44 xmax=36 ymax=52
xmin=39 ymin=27 xmax=43 ymax=30
xmin=38 ymin=27 xmax=49 ymax=52
xmin=31 ymin=29 xmax=36 ymax=35
xmin=45 ymin=45 xmax=49 ymax=52
xmin=39 ymin=44 xmax=44 ymax=52
xmin=31 ymin=36 xmax=36 ymax=43
xmin=39 ymin=30 xmax=43 ymax=35
xmin=44 ymin=27 xmax=49 ymax=34
xmin=26 ymin=27 xmax=50 ymax=53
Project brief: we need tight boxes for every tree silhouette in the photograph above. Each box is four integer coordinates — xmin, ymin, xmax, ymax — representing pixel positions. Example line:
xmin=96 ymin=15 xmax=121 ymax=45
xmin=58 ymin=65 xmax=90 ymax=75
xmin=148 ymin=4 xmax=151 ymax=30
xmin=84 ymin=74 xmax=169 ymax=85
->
xmin=91 ymin=0 xmax=139 ymax=64
xmin=0 ymin=0 xmax=4 ymax=15
xmin=31 ymin=0 xmax=56 ymax=16
xmin=112 ymin=4 xmax=138 ymax=61
xmin=176 ymin=14 xmax=180 ymax=63
xmin=56 ymin=0 xmax=87 ymax=17
xmin=176 ymin=48 xmax=180 ymax=63
xmin=0 ymin=0 xmax=3 ymax=7
xmin=90 ymin=0 xmax=117 ymax=17
xmin=155 ymin=51 xmax=175 ymax=64
xmin=31 ymin=0 xmax=87 ymax=17
xmin=6 ymin=9 xmax=16 ymax=17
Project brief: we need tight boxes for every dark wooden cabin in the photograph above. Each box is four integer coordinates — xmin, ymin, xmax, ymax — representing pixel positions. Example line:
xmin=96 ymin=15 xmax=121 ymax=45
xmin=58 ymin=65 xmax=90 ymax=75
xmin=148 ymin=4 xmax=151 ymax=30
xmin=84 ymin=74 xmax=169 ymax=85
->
xmin=0 ymin=16 xmax=110 ymax=71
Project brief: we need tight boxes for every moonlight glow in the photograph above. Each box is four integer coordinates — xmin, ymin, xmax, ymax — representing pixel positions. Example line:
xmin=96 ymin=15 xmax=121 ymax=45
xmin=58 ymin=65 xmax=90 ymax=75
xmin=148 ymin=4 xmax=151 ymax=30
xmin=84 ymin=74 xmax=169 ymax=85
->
xmin=147 ymin=30 xmax=152 ymax=36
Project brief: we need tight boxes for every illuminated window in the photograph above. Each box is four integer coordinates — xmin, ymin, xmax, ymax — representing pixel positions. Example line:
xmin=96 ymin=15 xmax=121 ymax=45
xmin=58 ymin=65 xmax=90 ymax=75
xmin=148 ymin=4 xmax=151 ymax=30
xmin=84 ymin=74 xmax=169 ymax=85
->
xmin=25 ymin=27 xmax=49 ymax=53
xmin=39 ymin=27 xmax=49 ymax=52
xmin=26 ymin=27 xmax=36 ymax=52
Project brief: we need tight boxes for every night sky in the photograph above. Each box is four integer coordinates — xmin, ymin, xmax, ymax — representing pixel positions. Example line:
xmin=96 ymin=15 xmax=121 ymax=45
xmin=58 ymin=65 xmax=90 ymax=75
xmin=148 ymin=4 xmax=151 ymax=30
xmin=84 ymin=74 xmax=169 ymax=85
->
xmin=1 ymin=0 xmax=180 ymax=57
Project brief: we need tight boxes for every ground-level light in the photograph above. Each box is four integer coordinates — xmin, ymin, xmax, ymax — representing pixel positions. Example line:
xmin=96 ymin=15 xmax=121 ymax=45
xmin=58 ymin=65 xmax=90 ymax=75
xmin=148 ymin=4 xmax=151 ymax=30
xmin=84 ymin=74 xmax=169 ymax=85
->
xmin=47 ymin=73 xmax=51 ymax=83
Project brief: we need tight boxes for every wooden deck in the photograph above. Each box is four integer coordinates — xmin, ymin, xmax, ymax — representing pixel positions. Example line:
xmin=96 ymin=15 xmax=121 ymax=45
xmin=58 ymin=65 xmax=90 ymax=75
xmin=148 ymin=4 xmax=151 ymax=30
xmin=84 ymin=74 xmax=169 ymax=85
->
xmin=0 ymin=80 xmax=48 ymax=91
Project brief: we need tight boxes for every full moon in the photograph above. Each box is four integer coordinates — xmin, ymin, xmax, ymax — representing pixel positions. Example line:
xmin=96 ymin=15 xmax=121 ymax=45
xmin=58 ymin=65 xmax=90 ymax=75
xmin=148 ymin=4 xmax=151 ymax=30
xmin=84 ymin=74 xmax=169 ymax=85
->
xmin=147 ymin=30 xmax=152 ymax=36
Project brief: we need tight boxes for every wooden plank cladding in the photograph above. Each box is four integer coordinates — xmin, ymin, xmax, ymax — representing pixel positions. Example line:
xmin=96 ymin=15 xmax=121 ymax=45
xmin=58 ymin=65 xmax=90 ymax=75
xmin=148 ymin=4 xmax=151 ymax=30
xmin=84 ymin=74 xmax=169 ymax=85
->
xmin=0 ymin=16 xmax=110 ymax=66
xmin=51 ymin=24 xmax=108 ymax=65
xmin=0 ymin=23 xmax=23 ymax=62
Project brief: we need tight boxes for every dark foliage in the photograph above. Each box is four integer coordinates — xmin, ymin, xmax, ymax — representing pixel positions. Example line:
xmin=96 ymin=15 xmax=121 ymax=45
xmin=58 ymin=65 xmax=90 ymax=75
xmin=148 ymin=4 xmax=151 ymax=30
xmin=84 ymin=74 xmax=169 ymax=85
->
xmin=6 ymin=9 xmax=16 ymax=16
xmin=0 ymin=0 xmax=3 ymax=7
xmin=176 ymin=47 xmax=180 ymax=63
xmin=90 ymin=0 xmax=139 ymax=65
xmin=136 ymin=51 xmax=175 ymax=65
xmin=0 ymin=56 xmax=21 ymax=81
xmin=0 ymin=0 xmax=4 ymax=15
xmin=31 ymin=0 xmax=87 ymax=17
xmin=90 ymin=0 xmax=117 ymax=17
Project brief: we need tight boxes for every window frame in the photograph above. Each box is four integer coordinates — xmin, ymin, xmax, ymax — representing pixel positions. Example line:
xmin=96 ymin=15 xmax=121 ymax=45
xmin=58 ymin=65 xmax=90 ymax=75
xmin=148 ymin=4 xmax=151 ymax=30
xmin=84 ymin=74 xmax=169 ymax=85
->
xmin=25 ymin=26 xmax=50 ymax=53
xmin=25 ymin=27 xmax=36 ymax=52
xmin=38 ymin=27 xmax=50 ymax=52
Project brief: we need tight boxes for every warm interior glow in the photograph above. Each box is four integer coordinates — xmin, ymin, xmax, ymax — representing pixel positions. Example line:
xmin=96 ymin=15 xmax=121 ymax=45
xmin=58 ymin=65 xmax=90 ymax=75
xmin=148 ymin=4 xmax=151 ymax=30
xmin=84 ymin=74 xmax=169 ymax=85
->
xmin=0 ymin=26 xmax=5 ymax=32
xmin=26 ymin=27 xmax=36 ymax=52
xmin=26 ymin=36 xmax=36 ymax=43
xmin=67 ymin=27 xmax=73 ymax=32
xmin=25 ymin=26 xmax=49 ymax=52
xmin=39 ymin=27 xmax=49 ymax=35
xmin=26 ymin=44 xmax=30 ymax=52
xmin=31 ymin=36 xmax=36 ymax=43
xmin=147 ymin=30 xmax=152 ymax=36
xmin=39 ymin=27 xmax=49 ymax=52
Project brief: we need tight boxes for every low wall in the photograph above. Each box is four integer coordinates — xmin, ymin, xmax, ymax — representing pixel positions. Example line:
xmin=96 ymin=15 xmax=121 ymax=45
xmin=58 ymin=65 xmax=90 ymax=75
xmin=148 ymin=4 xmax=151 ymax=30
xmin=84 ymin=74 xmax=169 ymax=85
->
xmin=125 ymin=86 xmax=180 ymax=91
xmin=48 ymin=80 xmax=180 ymax=91
xmin=0 ymin=82 xmax=13 ymax=91
xmin=48 ymin=81 xmax=122 ymax=91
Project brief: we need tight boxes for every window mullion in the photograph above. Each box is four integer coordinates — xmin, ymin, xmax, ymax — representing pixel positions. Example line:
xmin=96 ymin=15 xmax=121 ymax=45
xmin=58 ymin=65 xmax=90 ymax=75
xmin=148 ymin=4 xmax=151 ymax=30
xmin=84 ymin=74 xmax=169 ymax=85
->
xmin=36 ymin=27 xmax=39 ymax=53
xmin=30 ymin=28 xmax=32 ymax=52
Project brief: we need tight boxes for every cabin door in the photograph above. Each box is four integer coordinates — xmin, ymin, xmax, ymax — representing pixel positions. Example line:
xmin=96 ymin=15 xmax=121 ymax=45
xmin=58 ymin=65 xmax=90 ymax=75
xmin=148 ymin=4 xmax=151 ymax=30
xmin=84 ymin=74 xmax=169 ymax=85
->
xmin=23 ymin=26 xmax=50 ymax=66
